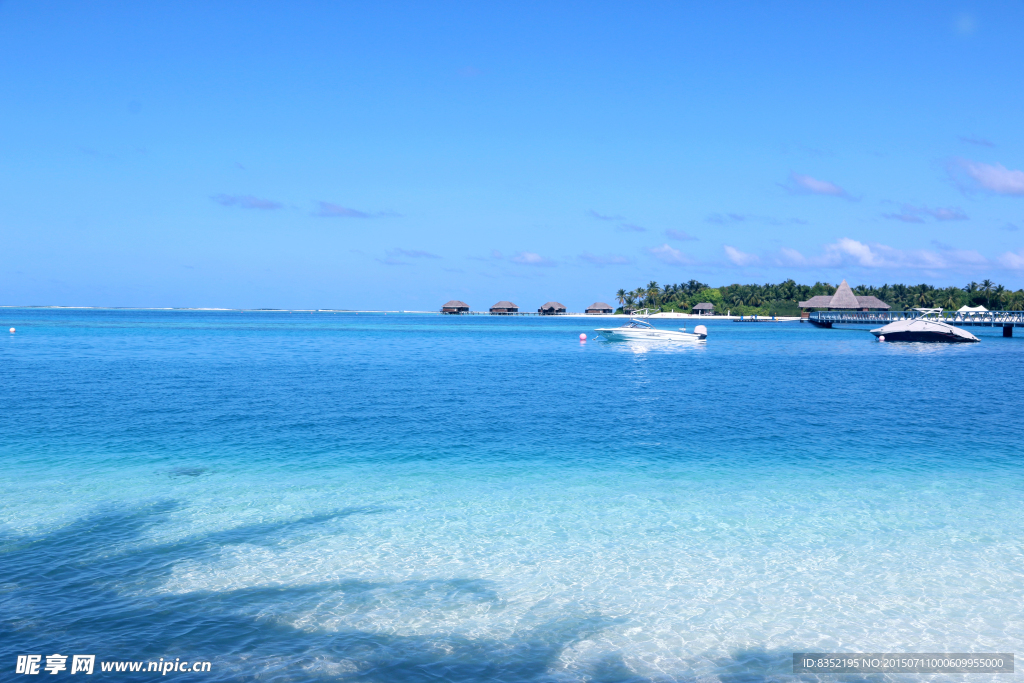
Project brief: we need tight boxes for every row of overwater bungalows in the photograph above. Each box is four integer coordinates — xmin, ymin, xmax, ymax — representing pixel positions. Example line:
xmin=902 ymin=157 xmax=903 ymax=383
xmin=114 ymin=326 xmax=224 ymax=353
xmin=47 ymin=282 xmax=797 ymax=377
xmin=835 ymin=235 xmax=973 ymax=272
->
xmin=441 ymin=300 xmax=615 ymax=315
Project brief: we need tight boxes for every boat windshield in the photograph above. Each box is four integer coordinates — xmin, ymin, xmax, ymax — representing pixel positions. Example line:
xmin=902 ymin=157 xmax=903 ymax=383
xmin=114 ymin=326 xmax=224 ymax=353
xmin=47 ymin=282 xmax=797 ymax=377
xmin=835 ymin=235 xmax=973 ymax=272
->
xmin=623 ymin=319 xmax=653 ymax=329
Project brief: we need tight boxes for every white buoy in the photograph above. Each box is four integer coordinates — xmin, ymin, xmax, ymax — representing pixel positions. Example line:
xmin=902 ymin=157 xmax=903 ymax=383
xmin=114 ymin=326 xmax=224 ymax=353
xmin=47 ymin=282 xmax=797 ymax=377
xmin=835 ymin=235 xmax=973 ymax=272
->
xmin=8 ymin=328 xmax=13 ymax=334
xmin=878 ymin=335 xmax=885 ymax=342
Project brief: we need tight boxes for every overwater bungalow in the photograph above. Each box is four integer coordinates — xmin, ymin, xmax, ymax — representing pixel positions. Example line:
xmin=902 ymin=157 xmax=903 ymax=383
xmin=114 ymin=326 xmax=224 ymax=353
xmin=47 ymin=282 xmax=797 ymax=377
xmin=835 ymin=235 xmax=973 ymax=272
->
xmin=798 ymin=280 xmax=889 ymax=318
xmin=490 ymin=301 xmax=519 ymax=314
xmin=586 ymin=302 xmax=613 ymax=314
xmin=692 ymin=302 xmax=715 ymax=315
xmin=538 ymin=301 xmax=567 ymax=315
xmin=441 ymin=300 xmax=470 ymax=314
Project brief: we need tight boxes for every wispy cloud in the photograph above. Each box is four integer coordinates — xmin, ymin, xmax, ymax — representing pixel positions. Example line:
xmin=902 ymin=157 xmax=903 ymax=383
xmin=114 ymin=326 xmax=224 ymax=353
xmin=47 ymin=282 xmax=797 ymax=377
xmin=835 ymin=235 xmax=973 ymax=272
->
xmin=883 ymin=204 xmax=968 ymax=223
xmin=954 ymin=13 xmax=977 ymax=35
xmin=512 ymin=251 xmax=556 ymax=267
xmin=1001 ymin=223 xmax=1020 ymax=232
xmin=724 ymin=245 xmax=759 ymax=266
xmin=783 ymin=172 xmax=853 ymax=199
xmin=313 ymin=202 xmax=371 ymax=218
xmin=777 ymin=247 xmax=808 ymax=266
xmin=770 ymin=240 xmax=983 ymax=270
xmin=706 ymin=213 xmax=806 ymax=226
xmin=212 ymin=194 xmax=282 ymax=210
xmin=882 ymin=212 xmax=926 ymax=223
xmin=706 ymin=213 xmax=746 ymax=224
xmin=588 ymin=209 xmax=647 ymax=232
xmin=646 ymin=244 xmax=694 ymax=266
xmin=457 ymin=66 xmax=482 ymax=78
xmin=927 ymin=207 xmax=969 ymax=220
xmin=999 ymin=250 xmax=1024 ymax=269
xmin=664 ymin=229 xmax=698 ymax=241
xmin=823 ymin=238 xmax=942 ymax=269
xmin=579 ymin=253 xmax=631 ymax=266
xmin=791 ymin=238 xmax=987 ymax=269
xmin=466 ymin=249 xmax=504 ymax=262
xmin=959 ymin=135 xmax=994 ymax=147
xmin=956 ymin=160 xmax=1024 ymax=195
xmin=387 ymin=248 xmax=440 ymax=259
xmin=586 ymin=210 xmax=624 ymax=221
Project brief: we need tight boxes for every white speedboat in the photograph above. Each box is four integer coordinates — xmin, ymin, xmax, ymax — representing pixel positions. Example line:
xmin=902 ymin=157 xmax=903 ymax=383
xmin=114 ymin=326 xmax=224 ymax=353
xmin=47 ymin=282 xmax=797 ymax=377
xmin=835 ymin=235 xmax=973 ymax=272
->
xmin=595 ymin=312 xmax=707 ymax=342
xmin=871 ymin=309 xmax=978 ymax=343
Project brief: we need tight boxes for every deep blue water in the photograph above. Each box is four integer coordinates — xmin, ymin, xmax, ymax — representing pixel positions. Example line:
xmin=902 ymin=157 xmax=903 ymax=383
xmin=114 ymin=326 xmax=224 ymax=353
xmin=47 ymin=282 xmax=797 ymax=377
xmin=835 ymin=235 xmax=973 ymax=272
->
xmin=1 ymin=309 xmax=1022 ymax=682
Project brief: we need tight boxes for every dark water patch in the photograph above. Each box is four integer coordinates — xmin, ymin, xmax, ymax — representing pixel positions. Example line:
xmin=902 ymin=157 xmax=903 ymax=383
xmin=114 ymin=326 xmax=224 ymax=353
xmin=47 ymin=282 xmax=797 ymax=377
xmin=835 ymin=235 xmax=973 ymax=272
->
xmin=167 ymin=466 xmax=208 ymax=478
xmin=0 ymin=502 xmax=640 ymax=682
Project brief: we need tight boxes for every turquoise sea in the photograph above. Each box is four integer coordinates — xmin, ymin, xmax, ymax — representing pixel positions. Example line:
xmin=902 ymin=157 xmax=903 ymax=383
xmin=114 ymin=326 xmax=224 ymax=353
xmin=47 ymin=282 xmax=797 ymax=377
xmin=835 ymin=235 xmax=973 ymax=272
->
xmin=1 ymin=309 xmax=1022 ymax=682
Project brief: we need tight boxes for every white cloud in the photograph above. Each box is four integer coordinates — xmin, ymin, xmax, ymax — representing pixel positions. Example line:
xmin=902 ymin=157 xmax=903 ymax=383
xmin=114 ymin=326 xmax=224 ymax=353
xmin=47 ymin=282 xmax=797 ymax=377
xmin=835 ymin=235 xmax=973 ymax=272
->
xmin=777 ymin=247 xmax=807 ymax=266
xmin=512 ymin=251 xmax=556 ymax=267
xmin=646 ymin=244 xmax=694 ymax=265
xmin=999 ymin=250 xmax=1024 ymax=269
xmin=822 ymin=238 xmax=935 ymax=268
xmin=786 ymin=173 xmax=851 ymax=198
xmin=959 ymin=160 xmax=1024 ymax=195
xmin=769 ymin=238 xmax=992 ymax=271
xmin=724 ymin=245 xmax=759 ymax=266
xmin=815 ymin=238 xmax=987 ymax=270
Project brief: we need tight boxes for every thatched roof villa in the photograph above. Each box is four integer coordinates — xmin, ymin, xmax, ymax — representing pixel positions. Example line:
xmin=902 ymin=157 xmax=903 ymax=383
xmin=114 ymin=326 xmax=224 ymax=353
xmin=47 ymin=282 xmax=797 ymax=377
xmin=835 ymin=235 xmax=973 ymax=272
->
xmin=538 ymin=301 xmax=567 ymax=315
xmin=798 ymin=280 xmax=889 ymax=317
xmin=490 ymin=301 xmax=519 ymax=314
xmin=692 ymin=302 xmax=714 ymax=315
xmin=586 ymin=302 xmax=613 ymax=314
xmin=441 ymin=300 xmax=470 ymax=314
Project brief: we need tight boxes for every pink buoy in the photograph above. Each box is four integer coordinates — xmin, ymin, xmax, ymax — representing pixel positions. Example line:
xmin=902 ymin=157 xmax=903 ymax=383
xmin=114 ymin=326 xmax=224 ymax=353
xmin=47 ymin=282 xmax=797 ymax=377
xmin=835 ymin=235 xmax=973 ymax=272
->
xmin=8 ymin=328 xmax=13 ymax=334
xmin=579 ymin=333 xmax=587 ymax=341
xmin=878 ymin=335 xmax=885 ymax=342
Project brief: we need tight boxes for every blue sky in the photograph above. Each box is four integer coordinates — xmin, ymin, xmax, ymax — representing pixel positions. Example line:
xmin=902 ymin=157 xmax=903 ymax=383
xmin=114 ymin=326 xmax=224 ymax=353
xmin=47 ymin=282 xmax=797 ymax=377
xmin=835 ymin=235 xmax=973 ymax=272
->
xmin=1 ymin=1 xmax=1023 ymax=310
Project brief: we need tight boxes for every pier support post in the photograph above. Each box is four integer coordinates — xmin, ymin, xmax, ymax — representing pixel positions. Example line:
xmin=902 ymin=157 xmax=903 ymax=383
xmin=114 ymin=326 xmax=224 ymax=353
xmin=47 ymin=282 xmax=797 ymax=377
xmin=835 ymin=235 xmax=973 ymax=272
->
xmin=1004 ymin=326 xmax=1013 ymax=337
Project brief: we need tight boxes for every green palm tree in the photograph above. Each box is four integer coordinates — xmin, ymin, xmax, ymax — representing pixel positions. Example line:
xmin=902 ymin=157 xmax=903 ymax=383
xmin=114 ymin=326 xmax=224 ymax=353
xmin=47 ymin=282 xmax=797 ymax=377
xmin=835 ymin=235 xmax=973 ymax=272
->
xmin=615 ymin=289 xmax=626 ymax=308
xmin=993 ymin=284 xmax=1006 ymax=309
xmin=646 ymin=281 xmax=660 ymax=307
xmin=980 ymin=279 xmax=994 ymax=307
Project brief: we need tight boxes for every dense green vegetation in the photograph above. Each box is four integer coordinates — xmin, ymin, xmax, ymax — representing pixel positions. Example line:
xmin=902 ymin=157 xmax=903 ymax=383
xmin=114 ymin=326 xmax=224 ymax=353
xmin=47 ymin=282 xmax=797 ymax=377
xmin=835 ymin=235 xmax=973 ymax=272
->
xmin=614 ymin=279 xmax=1024 ymax=316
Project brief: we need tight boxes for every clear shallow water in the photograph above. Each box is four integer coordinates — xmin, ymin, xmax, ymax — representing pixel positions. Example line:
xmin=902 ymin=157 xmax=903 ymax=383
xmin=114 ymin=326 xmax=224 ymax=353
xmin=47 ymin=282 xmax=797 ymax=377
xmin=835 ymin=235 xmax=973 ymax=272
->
xmin=1 ymin=309 xmax=1022 ymax=682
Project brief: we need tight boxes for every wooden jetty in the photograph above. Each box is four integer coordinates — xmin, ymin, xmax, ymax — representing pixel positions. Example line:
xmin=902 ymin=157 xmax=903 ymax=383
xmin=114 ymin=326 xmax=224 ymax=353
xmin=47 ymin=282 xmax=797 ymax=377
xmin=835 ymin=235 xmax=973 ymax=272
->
xmin=808 ymin=310 xmax=1024 ymax=337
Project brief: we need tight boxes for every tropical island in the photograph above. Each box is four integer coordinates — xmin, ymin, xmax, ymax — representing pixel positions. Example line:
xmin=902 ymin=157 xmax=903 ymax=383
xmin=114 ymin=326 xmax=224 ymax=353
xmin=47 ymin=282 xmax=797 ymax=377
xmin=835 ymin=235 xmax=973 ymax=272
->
xmin=614 ymin=279 xmax=1024 ymax=317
